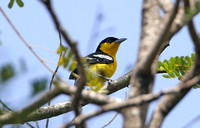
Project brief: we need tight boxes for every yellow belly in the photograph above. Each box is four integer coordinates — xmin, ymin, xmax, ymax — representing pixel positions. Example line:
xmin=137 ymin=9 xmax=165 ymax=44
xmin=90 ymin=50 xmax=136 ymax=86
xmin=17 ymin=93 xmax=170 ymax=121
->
xmin=88 ymin=62 xmax=117 ymax=78
xmin=86 ymin=58 xmax=117 ymax=90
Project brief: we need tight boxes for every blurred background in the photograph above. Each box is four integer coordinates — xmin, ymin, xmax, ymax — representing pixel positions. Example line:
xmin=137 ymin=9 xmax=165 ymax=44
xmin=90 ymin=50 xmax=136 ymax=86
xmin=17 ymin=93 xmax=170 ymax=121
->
xmin=0 ymin=0 xmax=200 ymax=128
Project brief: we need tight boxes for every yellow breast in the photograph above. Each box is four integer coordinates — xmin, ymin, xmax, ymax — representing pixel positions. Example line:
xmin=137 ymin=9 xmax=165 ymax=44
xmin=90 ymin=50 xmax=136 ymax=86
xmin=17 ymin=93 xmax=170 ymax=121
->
xmin=89 ymin=59 xmax=117 ymax=78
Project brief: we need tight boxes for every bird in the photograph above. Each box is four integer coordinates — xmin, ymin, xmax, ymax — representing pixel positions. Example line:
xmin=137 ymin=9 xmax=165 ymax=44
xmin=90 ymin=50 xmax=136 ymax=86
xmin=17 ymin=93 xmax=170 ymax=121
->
xmin=69 ymin=37 xmax=126 ymax=90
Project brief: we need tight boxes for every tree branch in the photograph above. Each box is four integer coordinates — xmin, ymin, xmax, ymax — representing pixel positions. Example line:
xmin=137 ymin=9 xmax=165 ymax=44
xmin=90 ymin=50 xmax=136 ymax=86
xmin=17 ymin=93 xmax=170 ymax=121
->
xmin=46 ymin=32 xmax=63 ymax=128
xmin=41 ymin=1 xmax=86 ymax=127
xmin=0 ymin=100 xmax=34 ymax=128
xmin=123 ymin=0 xmax=180 ymax=127
xmin=149 ymin=1 xmax=200 ymax=127
xmin=0 ymin=88 xmax=62 ymax=127
xmin=158 ymin=0 xmax=173 ymax=13
xmin=0 ymin=81 xmax=122 ymax=125
xmin=66 ymin=74 xmax=200 ymax=127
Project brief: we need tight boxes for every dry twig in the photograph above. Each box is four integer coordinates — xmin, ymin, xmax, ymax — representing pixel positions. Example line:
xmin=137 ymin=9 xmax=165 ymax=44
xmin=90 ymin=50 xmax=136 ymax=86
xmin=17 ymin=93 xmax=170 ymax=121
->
xmin=0 ymin=7 xmax=54 ymax=73
xmin=41 ymin=2 xmax=86 ymax=126
xmin=46 ymin=32 xmax=63 ymax=128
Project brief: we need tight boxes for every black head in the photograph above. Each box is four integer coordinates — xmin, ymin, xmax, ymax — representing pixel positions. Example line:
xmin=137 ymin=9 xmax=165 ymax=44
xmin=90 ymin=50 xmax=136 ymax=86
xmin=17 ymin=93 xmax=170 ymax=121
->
xmin=96 ymin=37 xmax=118 ymax=52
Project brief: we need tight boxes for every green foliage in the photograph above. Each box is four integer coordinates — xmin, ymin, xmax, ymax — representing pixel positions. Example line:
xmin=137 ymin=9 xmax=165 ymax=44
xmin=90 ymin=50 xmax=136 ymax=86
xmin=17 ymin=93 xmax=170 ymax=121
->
xmin=57 ymin=45 xmax=104 ymax=90
xmin=31 ymin=78 xmax=48 ymax=96
xmin=8 ymin=0 xmax=14 ymax=8
xmin=0 ymin=64 xmax=15 ymax=83
xmin=57 ymin=45 xmax=77 ymax=72
xmin=8 ymin=0 xmax=24 ymax=9
xmin=185 ymin=2 xmax=200 ymax=19
xmin=16 ymin=0 xmax=24 ymax=7
xmin=158 ymin=53 xmax=200 ymax=88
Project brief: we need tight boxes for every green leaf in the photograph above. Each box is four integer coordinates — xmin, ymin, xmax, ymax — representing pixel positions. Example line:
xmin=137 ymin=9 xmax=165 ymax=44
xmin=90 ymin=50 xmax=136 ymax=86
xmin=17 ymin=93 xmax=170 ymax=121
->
xmin=174 ymin=70 xmax=181 ymax=78
xmin=163 ymin=59 xmax=169 ymax=64
xmin=158 ymin=61 xmax=163 ymax=67
xmin=175 ymin=56 xmax=180 ymax=64
xmin=185 ymin=56 xmax=192 ymax=65
xmin=163 ymin=62 xmax=169 ymax=71
xmin=159 ymin=66 xmax=165 ymax=71
xmin=63 ymin=57 xmax=70 ymax=68
xmin=167 ymin=70 xmax=175 ymax=78
xmin=8 ymin=0 xmax=14 ymax=9
xmin=0 ymin=64 xmax=15 ymax=83
xmin=193 ymin=84 xmax=200 ymax=89
xmin=163 ymin=75 xmax=171 ymax=78
xmin=180 ymin=56 xmax=185 ymax=66
xmin=16 ymin=0 xmax=24 ymax=7
xmin=169 ymin=57 xmax=175 ymax=64
xmin=168 ymin=61 xmax=174 ymax=70
xmin=158 ymin=53 xmax=198 ymax=88
xmin=180 ymin=70 xmax=185 ymax=76
xmin=56 ymin=45 xmax=68 ymax=54
xmin=191 ymin=53 xmax=195 ymax=61
xmin=32 ymin=78 xmax=47 ymax=96
xmin=67 ymin=50 xmax=73 ymax=58
xmin=69 ymin=60 xmax=77 ymax=71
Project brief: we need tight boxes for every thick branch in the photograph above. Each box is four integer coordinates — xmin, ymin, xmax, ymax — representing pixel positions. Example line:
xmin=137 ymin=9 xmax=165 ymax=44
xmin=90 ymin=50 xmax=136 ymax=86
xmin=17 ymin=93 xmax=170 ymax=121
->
xmin=123 ymin=1 xmax=180 ymax=128
xmin=67 ymin=74 xmax=200 ymax=127
xmin=0 ymin=88 xmax=62 ymax=126
xmin=149 ymin=1 xmax=200 ymax=127
xmin=0 ymin=82 xmax=122 ymax=125
xmin=41 ymin=1 xmax=86 ymax=125
xmin=158 ymin=0 xmax=173 ymax=13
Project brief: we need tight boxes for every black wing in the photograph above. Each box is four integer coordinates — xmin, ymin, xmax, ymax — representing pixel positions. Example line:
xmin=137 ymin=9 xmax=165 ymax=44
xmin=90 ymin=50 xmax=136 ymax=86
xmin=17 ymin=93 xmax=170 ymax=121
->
xmin=69 ymin=52 xmax=114 ymax=80
xmin=86 ymin=52 xmax=114 ymax=64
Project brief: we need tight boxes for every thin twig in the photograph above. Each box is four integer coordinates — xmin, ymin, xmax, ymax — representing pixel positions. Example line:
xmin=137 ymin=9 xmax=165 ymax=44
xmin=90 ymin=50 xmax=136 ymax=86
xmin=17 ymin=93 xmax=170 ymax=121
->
xmin=41 ymin=59 xmax=57 ymax=65
xmin=31 ymin=45 xmax=57 ymax=54
xmin=0 ymin=100 xmax=34 ymax=128
xmin=0 ymin=100 xmax=12 ymax=111
xmin=0 ymin=6 xmax=66 ymax=84
xmin=35 ymin=121 xmax=39 ymax=128
xmin=102 ymin=92 xmax=128 ymax=128
xmin=41 ymin=1 xmax=86 ymax=124
xmin=46 ymin=32 xmax=63 ymax=128
xmin=0 ymin=7 xmax=54 ymax=73
xmin=102 ymin=113 xmax=119 ymax=128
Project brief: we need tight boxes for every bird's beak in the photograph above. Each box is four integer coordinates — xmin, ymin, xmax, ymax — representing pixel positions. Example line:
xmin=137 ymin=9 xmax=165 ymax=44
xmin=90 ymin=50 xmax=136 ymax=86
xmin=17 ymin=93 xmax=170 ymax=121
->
xmin=115 ymin=38 xmax=127 ymax=44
